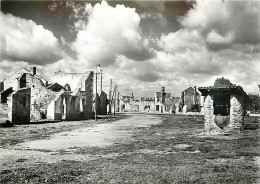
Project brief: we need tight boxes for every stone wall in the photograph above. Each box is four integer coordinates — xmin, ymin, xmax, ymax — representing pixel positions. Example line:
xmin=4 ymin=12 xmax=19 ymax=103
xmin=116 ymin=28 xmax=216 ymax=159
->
xmin=203 ymin=95 xmax=222 ymax=133
xmin=47 ymin=72 xmax=94 ymax=121
xmin=66 ymin=96 xmax=81 ymax=120
xmin=3 ymin=68 xmax=30 ymax=91
xmin=0 ymin=103 xmax=9 ymax=118
xmin=228 ymin=95 xmax=243 ymax=131
xmin=138 ymin=100 xmax=155 ymax=112
xmin=180 ymin=87 xmax=201 ymax=112
xmin=99 ymin=91 xmax=108 ymax=115
xmin=29 ymin=75 xmax=61 ymax=121
xmin=84 ymin=71 xmax=94 ymax=119
xmin=11 ymin=88 xmax=31 ymax=124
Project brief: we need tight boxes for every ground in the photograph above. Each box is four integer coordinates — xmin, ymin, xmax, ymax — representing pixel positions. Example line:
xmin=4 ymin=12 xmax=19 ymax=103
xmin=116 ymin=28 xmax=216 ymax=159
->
xmin=0 ymin=114 xmax=259 ymax=184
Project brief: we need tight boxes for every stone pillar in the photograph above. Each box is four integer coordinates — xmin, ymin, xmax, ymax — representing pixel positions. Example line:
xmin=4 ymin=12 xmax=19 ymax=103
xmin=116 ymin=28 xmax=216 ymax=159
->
xmin=204 ymin=95 xmax=222 ymax=133
xmin=228 ymin=95 xmax=243 ymax=131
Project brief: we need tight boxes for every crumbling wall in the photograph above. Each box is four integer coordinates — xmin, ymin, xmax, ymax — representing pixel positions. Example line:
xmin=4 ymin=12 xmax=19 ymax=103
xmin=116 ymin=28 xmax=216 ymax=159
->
xmin=84 ymin=71 xmax=94 ymax=119
xmin=11 ymin=88 xmax=31 ymax=124
xmin=228 ymin=95 xmax=243 ymax=131
xmin=180 ymin=87 xmax=200 ymax=113
xmin=204 ymin=95 xmax=222 ymax=133
xmin=139 ymin=100 xmax=155 ymax=112
xmin=99 ymin=91 xmax=108 ymax=115
xmin=66 ymin=96 xmax=81 ymax=120
xmin=0 ymin=103 xmax=9 ymax=118
xmin=47 ymin=93 xmax=64 ymax=120
xmin=30 ymin=75 xmax=60 ymax=121
xmin=95 ymin=93 xmax=101 ymax=115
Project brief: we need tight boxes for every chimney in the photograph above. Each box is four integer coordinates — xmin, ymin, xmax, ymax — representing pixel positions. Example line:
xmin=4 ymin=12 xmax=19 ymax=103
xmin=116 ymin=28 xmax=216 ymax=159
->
xmin=161 ymin=87 xmax=166 ymax=104
xmin=161 ymin=87 xmax=165 ymax=93
xmin=194 ymin=86 xmax=197 ymax=104
xmin=31 ymin=67 xmax=36 ymax=75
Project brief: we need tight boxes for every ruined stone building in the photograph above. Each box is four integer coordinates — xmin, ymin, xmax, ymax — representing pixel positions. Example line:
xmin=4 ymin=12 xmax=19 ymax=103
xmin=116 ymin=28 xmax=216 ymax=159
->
xmin=49 ymin=71 xmax=94 ymax=120
xmin=116 ymin=93 xmax=154 ymax=113
xmin=0 ymin=67 xmax=50 ymax=124
xmin=119 ymin=94 xmax=135 ymax=112
xmin=116 ymin=87 xmax=176 ymax=114
xmin=138 ymin=97 xmax=155 ymax=113
xmin=198 ymin=85 xmax=248 ymax=133
xmin=0 ymin=68 xmax=94 ymax=124
xmin=179 ymin=86 xmax=202 ymax=113
xmin=155 ymin=87 xmax=174 ymax=113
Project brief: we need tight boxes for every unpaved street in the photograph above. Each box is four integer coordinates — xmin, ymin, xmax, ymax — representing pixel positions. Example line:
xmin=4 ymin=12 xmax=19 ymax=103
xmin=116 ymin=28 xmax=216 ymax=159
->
xmin=0 ymin=114 xmax=259 ymax=184
xmin=1 ymin=114 xmax=161 ymax=166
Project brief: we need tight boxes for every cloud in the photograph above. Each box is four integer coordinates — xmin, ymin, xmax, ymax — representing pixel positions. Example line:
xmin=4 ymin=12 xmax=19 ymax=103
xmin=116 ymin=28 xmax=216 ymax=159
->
xmin=72 ymin=1 xmax=155 ymax=67
xmin=181 ymin=0 xmax=260 ymax=49
xmin=159 ymin=29 xmax=203 ymax=53
xmin=116 ymin=55 xmax=161 ymax=82
xmin=152 ymin=0 xmax=260 ymax=94
xmin=0 ymin=12 xmax=64 ymax=65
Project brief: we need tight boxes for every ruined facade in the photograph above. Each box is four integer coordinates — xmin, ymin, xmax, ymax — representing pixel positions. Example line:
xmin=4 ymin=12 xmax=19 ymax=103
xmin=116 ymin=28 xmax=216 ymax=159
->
xmin=119 ymin=95 xmax=135 ymax=112
xmin=49 ymin=71 xmax=94 ymax=120
xmin=116 ymin=87 xmax=175 ymax=114
xmin=199 ymin=85 xmax=248 ymax=133
xmin=154 ymin=87 xmax=174 ymax=113
xmin=138 ymin=97 xmax=155 ymax=113
xmin=179 ymin=86 xmax=201 ymax=113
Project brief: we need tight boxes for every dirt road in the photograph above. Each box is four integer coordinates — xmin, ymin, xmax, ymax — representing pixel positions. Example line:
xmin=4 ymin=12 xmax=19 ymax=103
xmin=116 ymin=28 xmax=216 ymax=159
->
xmin=1 ymin=114 xmax=161 ymax=167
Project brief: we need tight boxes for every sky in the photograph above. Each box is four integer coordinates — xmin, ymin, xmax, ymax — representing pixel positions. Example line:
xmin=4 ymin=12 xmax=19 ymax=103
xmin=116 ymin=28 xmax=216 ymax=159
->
xmin=1 ymin=0 xmax=260 ymax=97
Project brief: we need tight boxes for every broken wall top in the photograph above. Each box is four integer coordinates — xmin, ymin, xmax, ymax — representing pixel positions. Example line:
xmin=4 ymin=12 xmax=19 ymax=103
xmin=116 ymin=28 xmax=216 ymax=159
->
xmin=54 ymin=71 xmax=93 ymax=92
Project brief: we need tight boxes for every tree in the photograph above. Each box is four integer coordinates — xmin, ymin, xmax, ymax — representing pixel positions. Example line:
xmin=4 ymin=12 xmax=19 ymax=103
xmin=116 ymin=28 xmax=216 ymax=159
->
xmin=214 ymin=77 xmax=234 ymax=87
xmin=247 ymin=94 xmax=260 ymax=113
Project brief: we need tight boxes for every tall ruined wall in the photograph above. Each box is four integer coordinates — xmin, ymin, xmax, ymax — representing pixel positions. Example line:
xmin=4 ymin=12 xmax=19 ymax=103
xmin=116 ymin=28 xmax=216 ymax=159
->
xmin=95 ymin=93 xmax=101 ymax=115
xmin=29 ymin=75 xmax=61 ymax=121
xmin=99 ymin=91 xmax=108 ymax=115
xmin=11 ymin=88 xmax=31 ymax=124
xmin=66 ymin=96 xmax=81 ymax=120
xmin=84 ymin=71 xmax=94 ymax=119
xmin=181 ymin=87 xmax=201 ymax=112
